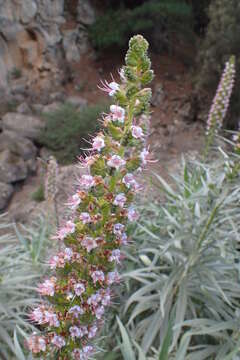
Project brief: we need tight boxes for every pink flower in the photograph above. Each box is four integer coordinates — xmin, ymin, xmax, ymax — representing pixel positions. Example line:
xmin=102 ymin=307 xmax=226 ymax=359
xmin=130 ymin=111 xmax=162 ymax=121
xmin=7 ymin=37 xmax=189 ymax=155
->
xmin=88 ymin=324 xmax=98 ymax=339
xmin=82 ymin=345 xmax=94 ymax=357
xmin=73 ymin=345 xmax=94 ymax=360
xmin=70 ymin=326 xmax=80 ymax=339
xmin=110 ymin=105 xmax=125 ymax=123
xmin=27 ymin=334 xmax=46 ymax=353
xmin=51 ymin=334 xmax=65 ymax=349
xmin=73 ymin=349 xmax=81 ymax=360
xmin=127 ymin=207 xmax=139 ymax=222
xmin=122 ymin=173 xmax=141 ymax=192
xmin=78 ymin=155 xmax=97 ymax=169
xmin=74 ymin=283 xmax=85 ymax=296
xmin=101 ymin=288 xmax=111 ymax=306
xmin=68 ymin=305 xmax=85 ymax=318
xmin=109 ymin=249 xmax=121 ymax=264
xmin=113 ymin=223 xmax=125 ymax=235
xmin=79 ymin=212 xmax=91 ymax=224
xmin=99 ymin=80 xmax=120 ymax=96
xmin=92 ymin=136 xmax=105 ymax=151
xmin=91 ymin=270 xmax=105 ymax=284
xmin=70 ymin=326 xmax=88 ymax=338
xmin=31 ymin=307 xmax=45 ymax=324
xmin=113 ymin=193 xmax=127 ymax=208
xmin=79 ymin=175 xmax=95 ymax=189
xmin=44 ymin=311 xmax=60 ymax=327
xmin=67 ymin=194 xmax=81 ymax=210
xmin=119 ymin=232 xmax=128 ymax=245
xmin=131 ymin=125 xmax=144 ymax=139
xmin=107 ymin=271 xmax=120 ymax=285
xmin=140 ymin=148 xmax=155 ymax=166
xmin=55 ymin=221 xmax=75 ymax=241
xmin=64 ymin=247 xmax=73 ymax=260
xmin=107 ymin=155 xmax=126 ymax=169
xmin=95 ymin=305 xmax=105 ymax=319
xmin=37 ymin=278 xmax=56 ymax=297
xmin=49 ymin=254 xmax=64 ymax=269
xmin=87 ymin=292 xmax=102 ymax=307
xmin=82 ymin=236 xmax=98 ymax=252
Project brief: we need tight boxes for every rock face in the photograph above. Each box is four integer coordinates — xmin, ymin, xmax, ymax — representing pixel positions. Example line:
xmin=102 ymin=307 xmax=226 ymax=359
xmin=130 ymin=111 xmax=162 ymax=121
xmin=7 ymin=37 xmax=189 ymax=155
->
xmin=0 ymin=130 xmax=37 ymax=160
xmin=0 ymin=0 xmax=95 ymax=93
xmin=0 ymin=182 xmax=14 ymax=210
xmin=77 ymin=0 xmax=95 ymax=25
xmin=0 ymin=150 xmax=27 ymax=183
xmin=2 ymin=112 xmax=45 ymax=140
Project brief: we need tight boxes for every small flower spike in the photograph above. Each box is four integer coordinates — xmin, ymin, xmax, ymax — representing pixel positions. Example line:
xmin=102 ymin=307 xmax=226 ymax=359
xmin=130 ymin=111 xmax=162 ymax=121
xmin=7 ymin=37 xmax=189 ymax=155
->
xmin=28 ymin=35 xmax=154 ymax=359
xmin=206 ymin=56 xmax=235 ymax=152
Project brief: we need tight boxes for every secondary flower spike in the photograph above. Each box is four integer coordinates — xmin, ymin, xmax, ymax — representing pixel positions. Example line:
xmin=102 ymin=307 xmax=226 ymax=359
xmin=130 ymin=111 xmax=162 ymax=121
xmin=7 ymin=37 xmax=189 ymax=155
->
xmin=27 ymin=35 xmax=154 ymax=359
xmin=206 ymin=56 xmax=235 ymax=151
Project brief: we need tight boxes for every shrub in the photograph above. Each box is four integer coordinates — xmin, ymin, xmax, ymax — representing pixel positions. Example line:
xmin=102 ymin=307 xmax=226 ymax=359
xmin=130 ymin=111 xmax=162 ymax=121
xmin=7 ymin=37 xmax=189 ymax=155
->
xmin=191 ymin=0 xmax=211 ymax=35
xmin=32 ymin=184 xmax=45 ymax=202
xmin=39 ymin=103 xmax=108 ymax=164
xmin=9 ymin=67 xmax=22 ymax=80
xmin=0 ymin=214 xmax=50 ymax=359
xmin=89 ymin=0 xmax=193 ymax=53
xmin=99 ymin=58 xmax=240 ymax=359
xmin=101 ymin=142 xmax=240 ymax=359
xmin=197 ymin=0 xmax=240 ymax=128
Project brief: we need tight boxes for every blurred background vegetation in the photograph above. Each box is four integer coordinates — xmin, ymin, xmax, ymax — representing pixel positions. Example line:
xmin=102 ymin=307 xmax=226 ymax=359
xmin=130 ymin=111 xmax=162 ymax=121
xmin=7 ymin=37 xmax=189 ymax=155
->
xmin=88 ymin=0 xmax=239 ymax=128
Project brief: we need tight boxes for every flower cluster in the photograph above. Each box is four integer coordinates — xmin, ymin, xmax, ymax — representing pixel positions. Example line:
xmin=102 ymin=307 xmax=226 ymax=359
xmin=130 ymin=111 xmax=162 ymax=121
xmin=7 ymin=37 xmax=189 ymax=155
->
xmin=206 ymin=56 xmax=235 ymax=142
xmin=27 ymin=35 xmax=154 ymax=359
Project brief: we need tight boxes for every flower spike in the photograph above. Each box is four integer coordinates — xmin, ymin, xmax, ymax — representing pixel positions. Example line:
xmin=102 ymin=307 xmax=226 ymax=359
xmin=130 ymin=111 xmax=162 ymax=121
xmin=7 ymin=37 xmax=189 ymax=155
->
xmin=27 ymin=34 xmax=154 ymax=359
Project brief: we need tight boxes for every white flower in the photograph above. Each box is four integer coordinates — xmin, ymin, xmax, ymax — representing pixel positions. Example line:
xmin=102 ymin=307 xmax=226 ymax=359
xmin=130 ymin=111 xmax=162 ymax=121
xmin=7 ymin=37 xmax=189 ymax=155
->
xmin=79 ymin=212 xmax=91 ymax=224
xmin=51 ymin=334 xmax=65 ymax=349
xmin=74 ymin=283 xmax=85 ymax=296
xmin=79 ymin=175 xmax=95 ymax=189
xmin=110 ymin=105 xmax=125 ymax=123
xmin=131 ymin=125 xmax=144 ymax=139
xmin=99 ymin=80 xmax=120 ymax=96
xmin=113 ymin=193 xmax=127 ymax=208
xmin=69 ymin=305 xmax=84 ymax=318
xmin=91 ymin=270 xmax=105 ymax=284
xmin=82 ymin=236 xmax=98 ymax=252
xmin=92 ymin=136 xmax=105 ymax=151
xmin=107 ymin=155 xmax=126 ymax=169
xmin=67 ymin=194 xmax=81 ymax=210
xmin=127 ymin=207 xmax=139 ymax=222
xmin=108 ymin=82 xmax=120 ymax=96
xmin=109 ymin=249 xmax=121 ymax=264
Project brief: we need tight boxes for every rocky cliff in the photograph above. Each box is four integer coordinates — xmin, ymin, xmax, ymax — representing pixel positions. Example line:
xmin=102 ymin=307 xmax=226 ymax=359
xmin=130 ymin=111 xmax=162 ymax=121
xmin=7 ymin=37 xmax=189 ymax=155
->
xmin=0 ymin=0 xmax=95 ymax=94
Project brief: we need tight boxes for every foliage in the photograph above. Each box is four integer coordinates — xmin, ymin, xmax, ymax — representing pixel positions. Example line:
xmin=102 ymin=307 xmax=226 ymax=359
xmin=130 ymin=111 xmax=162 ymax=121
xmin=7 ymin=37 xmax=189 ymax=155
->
xmin=39 ymin=103 xmax=108 ymax=164
xmin=9 ymin=67 xmax=22 ymax=80
xmin=89 ymin=0 xmax=193 ymax=52
xmin=15 ymin=214 xmax=51 ymax=264
xmin=0 ymin=214 xmax=50 ymax=359
xmin=197 ymin=0 xmax=240 ymax=128
xmin=31 ymin=184 xmax=45 ymax=202
xmin=190 ymin=0 xmax=211 ymax=35
xmin=27 ymin=35 xmax=154 ymax=358
xmin=101 ymin=141 xmax=240 ymax=359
